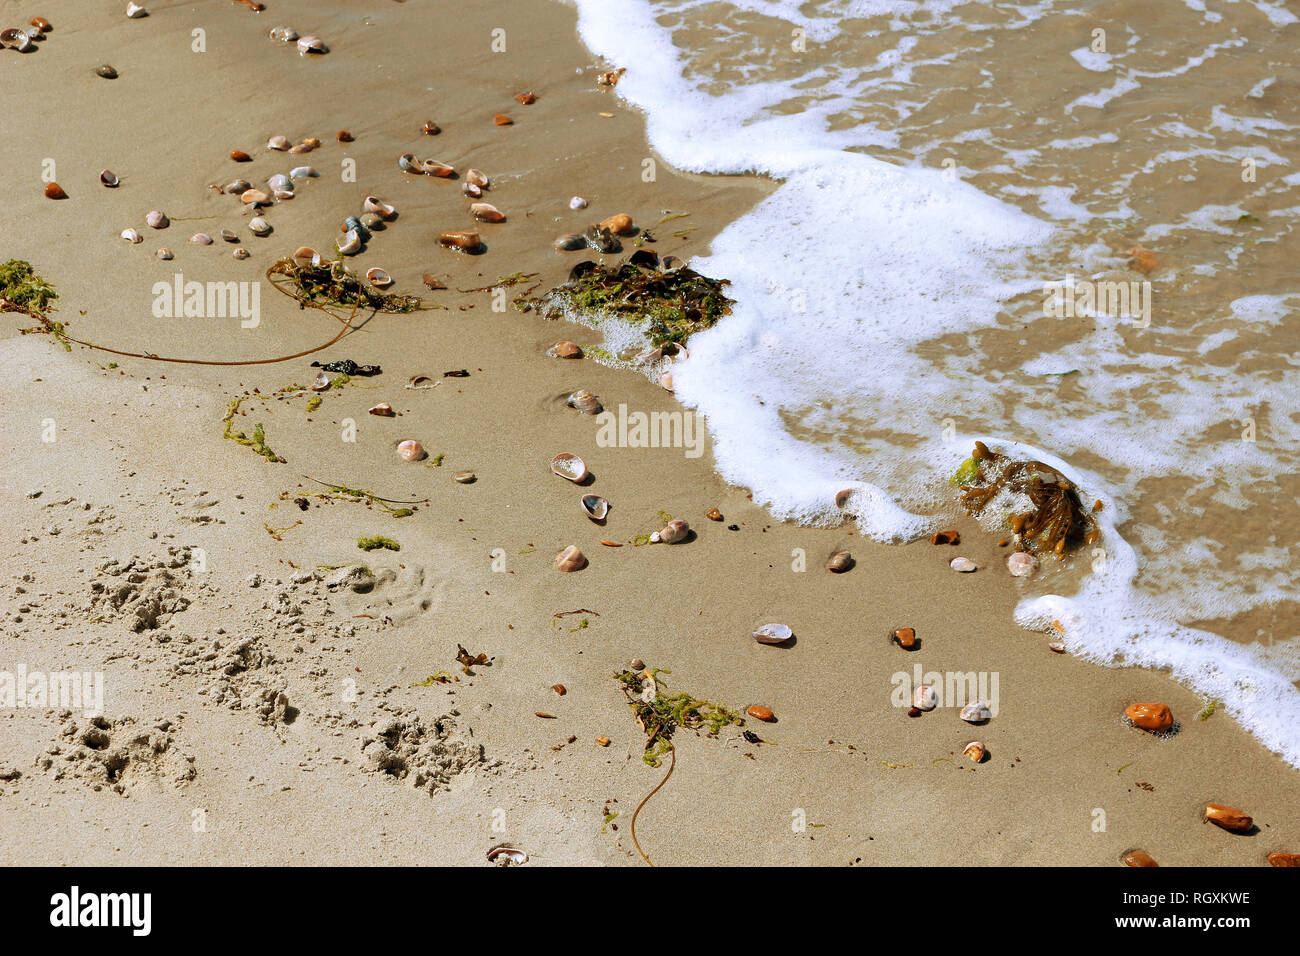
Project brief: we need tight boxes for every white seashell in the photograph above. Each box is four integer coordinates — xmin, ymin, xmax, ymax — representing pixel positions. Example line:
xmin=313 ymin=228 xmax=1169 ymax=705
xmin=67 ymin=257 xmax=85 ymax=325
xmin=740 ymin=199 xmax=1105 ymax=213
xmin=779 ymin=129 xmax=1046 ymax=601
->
xmin=290 ymin=166 xmax=318 ymax=180
xmin=190 ymin=233 xmax=213 ymax=245
xmin=658 ymin=518 xmax=689 ymax=544
xmin=454 ymin=471 xmax=476 ymax=484
xmin=466 ymin=168 xmax=489 ymax=188
xmin=297 ymin=35 xmax=327 ymax=55
xmin=950 ymin=556 xmax=977 ymax=573
xmin=233 ymin=247 xmax=250 ymax=260
xmin=1007 ymin=552 xmax=1038 ymax=577
xmin=224 ymin=179 xmax=252 ymax=195
xmin=960 ymin=701 xmax=991 ymax=724
xmin=248 ymin=217 xmax=272 ymax=237
xmin=336 ymin=229 xmax=362 ymax=255
xmin=2 ymin=29 xmax=33 ymax=51
xmin=580 ymin=495 xmax=609 ymax=521
xmin=913 ymin=685 xmax=938 ymax=711
xmin=470 ymin=202 xmax=506 ymax=223
xmin=273 ymin=187 xmax=294 ymax=200
xmin=368 ymin=403 xmax=394 ymax=417
xmin=120 ymin=228 xmax=142 ymax=243
xmin=555 ymin=545 xmax=586 ymax=572
xmin=126 ymin=3 xmax=148 ymax=19
xmin=397 ymin=440 xmax=425 ymax=462
xmin=486 ymin=846 xmax=528 ymax=866
xmin=220 ymin=229 xmax=238 ymax=243
xmin=963 ymin=741 xmax=986 ymax=763
xmin=145 ymin=210 xmax=169 ymax=229
xmin=362 ymin=196 xmax=396 ymax=219
xmin=269 ymin=26 xmax=298 ymax=43
xmin=753 ymin=623 xmax=793 ymax=645
xmin=156 ymin=248 xmax=172 ymax=260
xmin=240 ymin=189 xmax=271 ymax=206
xmin=569 ymin=196 xmax=587 ymax=210
xmin=365 ymin=267 xmax=393 ymax=288
xmin=566 ymin=389 xmax=602 ymax=415
xmin=549 ymin=453 xmax=587 ymax=483
xmin=267 ymin=173 xmax=291 ymax=192
xmin=462 ymin=183 xmax=482 ymax=199
xmin=267 ymin=135 xmax=291 ymax=151
xmin=419 ymin=159 xmax=455 ymax=177
xmin=309 ymin=372 xmax=331 ymax=392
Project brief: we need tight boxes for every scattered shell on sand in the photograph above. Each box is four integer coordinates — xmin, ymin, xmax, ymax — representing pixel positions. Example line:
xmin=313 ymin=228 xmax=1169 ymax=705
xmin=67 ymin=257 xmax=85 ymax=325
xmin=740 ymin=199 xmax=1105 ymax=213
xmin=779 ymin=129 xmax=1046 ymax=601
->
xmin=241 ymin=188 xmax=271 ymax=206
xmin=960 ymin=701 xmax=991 ymax=724
xmin=515 ymin=91 xmax=537 ymax=105
xmin=827 ymin=550 xmax=853 ymax=572
xmin=470 ymin=202 xmax=506 ymax=223
xmin=365 ymin=267 xmax=393 ymax=288
xmin=555 ymin=545 xmax=586 ymax=572
xmin=368 ymin=403 xmax=394 ymax=417
xmin=581 ymin=495 xmax=609 ymax=521
xmin=1047 ymin=640 xmax=1066 ymax=653
xmin=292 ymin=246 xmax=320 ymax=264
xmin=43 ymin=182 xmax=66 ymax=200
xmin=120 ymin=228 xmax=142 ymax=243
xmin=454 ymin=471 xmax=476 ymax=484
xmin=224 ymin=179 xmax=252 ymax=195
xmin=438 ymin=231 xmax=481 ymax=253
xmin=156 ymin=248 xmax=172 ymax=260
xmin=486 ymin=846 xmax=528 ymax=867
xmin=570 ymin=196 xmax=587 ymax=210
xmin=31 ymin=17 xmax=53 ymax=32
xmin=550 ymin=453 xmax=587 ymax=483
xmin=421 ymin=121 xmax=440 ymax=135
xmin=337 ymin=130 xmax=354 ymax=142
xmin=653 ymin=518 xmax=689 ymax=544
xmin=337 ymin=229 xmax=362 ymax=256
xmin=363 ymin=195 xmax=396 ymax=219
xmin=1 ymin=27 xmax=33 ymax=51
xmin=913 ymin=685 xmax=938 ymax=711
xmin=145 ymin=210 xmax=169 ymax=229
xmin=566 ymin=389 xmax=602 ymax=415
xmin=705 ymin=507 xmax=722 ymax=521
xmin=600 ymin=213 xmax=634 ymax=235
xmin=1124 ymin=702 xmax=1173 ymax=733
xmin=963 ymin=741 xmax=986 ymax=763
xmin=230 ymin=149 xmax=251 ymax=162
xmin=466 ymin=169 xmax=489 ymax=189
xmin=420 ymin=159 xmax=456 ymax=177
xmin=267 ymin=135 xmax=291 ymax=151
xmin=190 ymin=233 xmax=213 ymax=245
xmin=1268 ymin=852 xmax=1300 ymax=867
xmin=746 ymin=705 xmax=775 ymax=722
xmin=950 ymin=556 xmax=977 ymax=572
xmin=494 ymin=113 xmax=513 ymax=126
xmin=1122 ymin=849 xmax=1159 ymax=867
xmin=100 ymin=170 xmax=120 ymax=188
xmin=422 ymin=273 xmax=445 ymax=290
xmin=596 ymin=736 xmax=611 ymax=747
xmin=892 ymin=627 xmax=916 ymax=650
xmin=554 ymin=233 xmax=586 ymax=251
xmin=1007 ymin=552 xmax=1037 ymax=577
xmin=290 ymin=165 xmax=318 ymax=180
xmin=397 ymin=440 xmax=426 ymax=462
xmin=462 ymin=183 xmax=482 ymax=199
xmin=268 ymin=173 xmax=291 ymax=193
xmin=269 ymin=25 xmax=297 ymax=42
xmin=126 ymin=3 xmax=148 ymax=18
xmin=1204 ymin=803 xmax=1252 ymax=833
xmin=248 ymin=217 xmax=272 ymax=237
xmin=630 ymin=659 xmax=646 ymax=672
xmin=548 ymin=341 xmax=582 ymax=359
xmin=221 ymin=229 xmax=239 ymax=243
xmin=407 ymin=375 xmax=436 ymax=389
xmin=297 ymin=35 xmax=327 ymax=55
xmin=96 ymin=64 xmax=119 ymax=79
xmin=309 ymin=372 xmax=331 ymax=392
xmin=753 ymin=623 xmax=793 ymax=645
xmin=233 ymin=248 xmax=250 ymax=260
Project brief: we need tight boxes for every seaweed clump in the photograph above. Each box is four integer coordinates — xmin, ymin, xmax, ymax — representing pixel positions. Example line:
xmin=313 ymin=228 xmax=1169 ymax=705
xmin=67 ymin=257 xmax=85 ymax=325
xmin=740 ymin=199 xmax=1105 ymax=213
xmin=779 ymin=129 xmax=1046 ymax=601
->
xmin=953 ymin=441 xmax=1099 ymax=559
xmin=222 ymin=398 xmax=284 ymax=463
xmin=267 ymin=257 xmax=423 ymax=314
xmin=1 ymin=259 xmax=70 ymax=349
xmin=518 ymin=252 xmax=734 ymax=348
xmin=615 ymin=667 xmax=745 ymax=767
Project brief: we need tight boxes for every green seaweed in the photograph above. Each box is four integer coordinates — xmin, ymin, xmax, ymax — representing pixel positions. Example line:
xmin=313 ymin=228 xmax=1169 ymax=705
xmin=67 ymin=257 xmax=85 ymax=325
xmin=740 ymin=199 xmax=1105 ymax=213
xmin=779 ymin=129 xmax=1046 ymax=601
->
xmin=615 ymin=667 xmax=746 ymax=767
xmin=304 ymin=395 xmax=322 ymax=413
xmin=2 ymin=259 xmax=69 ymax=350
xmin=1198 ymin=699 xmax=1221 ymax=721
xmin=950 ymin=457 xmax=980 ymax=487
xmin=222 ymin=398 xmax=285 ymax=463
xmin=411 ymin=671 xmax=453 ymax=687
xmin=266 ymin=257 xmax=423 ymax=314
xmin=357 ymin=536 xmax=400 ymax=552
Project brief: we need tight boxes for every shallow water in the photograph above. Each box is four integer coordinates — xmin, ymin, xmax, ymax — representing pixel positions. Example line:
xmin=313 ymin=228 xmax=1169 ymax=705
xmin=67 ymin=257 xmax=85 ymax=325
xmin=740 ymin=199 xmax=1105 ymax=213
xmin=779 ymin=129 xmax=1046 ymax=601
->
xmin=567 ymin=0 xmax=1300 ymax=763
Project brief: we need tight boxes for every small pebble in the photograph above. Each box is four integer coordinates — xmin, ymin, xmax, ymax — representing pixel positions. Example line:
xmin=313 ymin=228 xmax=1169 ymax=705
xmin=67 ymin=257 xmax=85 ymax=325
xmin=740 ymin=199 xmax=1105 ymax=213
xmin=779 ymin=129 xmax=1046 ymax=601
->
xmin=950 ymin=556 xmax=976 ymax=572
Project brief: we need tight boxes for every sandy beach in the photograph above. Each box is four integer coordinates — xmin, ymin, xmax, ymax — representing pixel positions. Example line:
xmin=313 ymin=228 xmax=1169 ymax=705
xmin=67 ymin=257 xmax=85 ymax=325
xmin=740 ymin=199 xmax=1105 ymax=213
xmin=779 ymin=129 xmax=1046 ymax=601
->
xmin=1 ymin=0 xmax=1296 ymax=870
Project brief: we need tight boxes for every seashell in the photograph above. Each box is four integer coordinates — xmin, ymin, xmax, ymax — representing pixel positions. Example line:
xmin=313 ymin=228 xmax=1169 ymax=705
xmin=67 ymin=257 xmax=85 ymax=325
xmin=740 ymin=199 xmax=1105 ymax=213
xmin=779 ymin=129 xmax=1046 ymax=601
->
xmin=584 ymin=224 xmax=620 ymax=253
xmin=827 ymin=550 xmax=853 ymax=572
xmin=301 ymin=137 xmax=321 ymax=149
xmin=1007 ymin=552 xmax=1037 ymax=577
xmin=357 ymin=212 xmax=383 ymax=232
xmin=466 ymin=169 xmax=489 ymax=188
xmin=309 ymin=372 xmax=331 ymax=392
xmin=548 ymin=341 xmax=582 ymax=359
xmin=421 ymin=121 xmax=440 ymax=135
xmin=288 ymin=144 xmax=312 ymax=154
xmin=963 ymin=741 xmax=986 ymax=763
xmin=397 ymin=440 xmax=425 ymax=462
xmin=438 ymin=230 xmax=481 ymax=253
xmin=1122 ymin=849 xmax=1159 ymax=868
xmin=554 ymin=233 xmax=586 ymax=251
xmin=363 ymin=195 xmax=396 ymax=220
xmin=31 ymin=17 xmax=53 ymax=32
xmin=2 ymin=28 xmax=33 ymax=51
xmin=566 ymin=389 xmax=602 ymax=415
xmin=96 ymin=64 xmax=119 ymax=79
xmin=420 ymin=159 xmax=456 ymax=177
xmin=494 ymin=113 xmax=513 ymax=126
xmin=1268 ymin=852 xmax=1300 ymax=867
xmin=407 ymin=375 xmax=436 ymax=389
xmin=705 ymin=507 xmax=722 ymax=521
xmin=43 ymin=182 xmax=66 ymax=200
xmin=336 ymin=229 xmax=362 ymax=256
xmin=230 ymin=149 xmax=251 ymax=162
xmin=297 ymin=35 xmax=327 ymax=55
xmin=267 ymin=173 xmax=291 ymax=193
xmin=892 ymin=627 xmax=917 ymax=649
xmin=596 ymin=736 xmax=611 ymax=747
xmin=220 ymin=229 xmax=238 ymax=243
xmin=515 ymin=91 xmax=537 ymax=105
xmin=292 ymin=246 xmax=319 ymax=264
xmin=753 ymin=623 xmax=793 ymax=645
xmin=398 ymin=153 xmax=421 ymax=173
xmin=657 ymin=518 xmax=689 ymax=544
xmin=120 ymin=228 xmax=142 ymax=243
xmin=657 ymin=369 xmax=675 ymax=392
xmin=337 ymin=130 xmax=354 ymax=142
xmin=1124 ymin=702 xmax=1173 ymax=733
xmin=290 ymin=166 xmax=318 ymax=180
xmin=156 ymin=248 xmax=173 ymax=260
xmin=600 ymin=213 xmax=634 ymax=235
xmin=1047 ymin=640 xmax=1066 ymax=653
xmin=569 ymin=196 xmax=587 ymax=210
xmin=462 ymin=182 xmax=482 ymax=199
xmin=1204 ymin=803 xmax=1252 ymax=833
xmin=834 ymin=489 xmax=855 ymax=508
xmin=555 ymin=545 xmax=586 ymax=572
xmin=454 ymin=471 xmax=476 ymax=484
xmin=660 ymin=255 xmax=685 ymax=272
xmin=913 ymin=684 xmax=938 ymax=711
xmin=240 ymin=188 xmax=271 ymax=206
xmin=224 ymin=179 xmax=251 ymax=194
xmin=368 ymin=403 xmax=394 ymax=417
xmin=233 ymin=247 xmax=250 ymax=260
xmin=100 ymin=170 xmax=120 ymax=188
xmin=247 ymin=217 xmax=272 ymax=237
xmin=343 ymin=216 xmax=371 ymax=242
xmin=746 ymin=705 xmax=775 ymax=722
xmin=365 ymin=267 xmax=392 ymax=288
xmin=190 ymin=233 xmax=213 ymax=245
xmin=550 ymin=453 xmax=587 ymax=483
xmin=422 ymin=273 xmax=446 ymax=290
xmin=950 ymin=556 xmax=977 ymax=572
xmin=145 ymin=210 xmax=169 ymax=229
xmin=267 ymin=135 xmax=290 ymax=151
xmin=960 ymin=701 xmax=991 ymax=724
xmin=581 ymin=495 xmax=609 ymax=522
xmin=486 ymin=846 xmax=527 ymax=867
xmin=470 ymin=202 xmax=506 ymax=223
xmin=269 ymin=25 xmax=297 ymax=42
xmin=126 ymin=3 xmax=148 ymax=17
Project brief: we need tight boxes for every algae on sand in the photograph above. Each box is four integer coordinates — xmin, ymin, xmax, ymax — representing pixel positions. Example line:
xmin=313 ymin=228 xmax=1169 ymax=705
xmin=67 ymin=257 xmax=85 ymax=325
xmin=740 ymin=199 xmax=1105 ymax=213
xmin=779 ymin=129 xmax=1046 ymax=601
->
xmin=615 ymin=668 xmax=746 ymax=767
xmin=222 ymin=398 xmax=284 ymax=463
xmin=2 ymin=259 xmax=69 ymax=350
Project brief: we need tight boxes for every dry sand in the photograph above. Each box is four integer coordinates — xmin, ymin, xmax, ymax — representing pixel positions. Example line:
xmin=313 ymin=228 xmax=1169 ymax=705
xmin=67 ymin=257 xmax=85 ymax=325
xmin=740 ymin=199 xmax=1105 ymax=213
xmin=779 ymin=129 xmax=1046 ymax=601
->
xmin=0 ymin=0 xmax=1295 ymax=866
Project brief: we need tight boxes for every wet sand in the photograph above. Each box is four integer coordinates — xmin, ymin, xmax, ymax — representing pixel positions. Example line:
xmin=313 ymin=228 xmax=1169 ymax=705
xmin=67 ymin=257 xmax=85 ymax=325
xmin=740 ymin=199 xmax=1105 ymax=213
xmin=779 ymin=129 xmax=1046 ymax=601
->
xmin=0 ymin=0 xmax=1295 ymax=866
